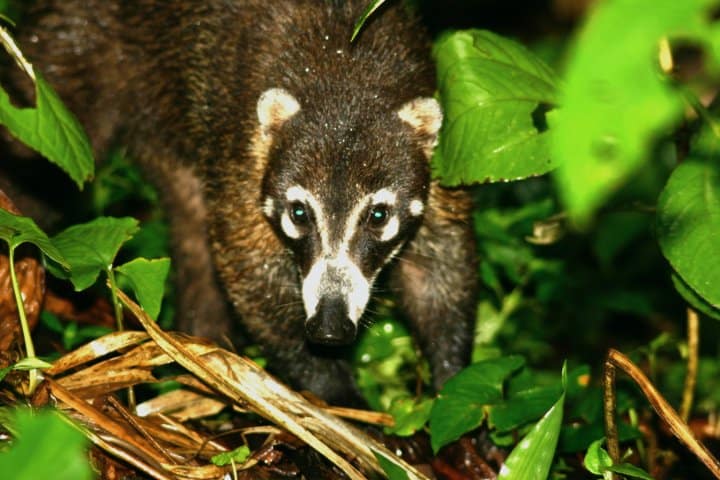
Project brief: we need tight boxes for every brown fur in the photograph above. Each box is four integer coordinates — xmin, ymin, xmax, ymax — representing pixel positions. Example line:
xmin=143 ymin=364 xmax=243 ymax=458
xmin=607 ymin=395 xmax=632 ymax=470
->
xmin=11 ymin=0 xmax=478 ymax=404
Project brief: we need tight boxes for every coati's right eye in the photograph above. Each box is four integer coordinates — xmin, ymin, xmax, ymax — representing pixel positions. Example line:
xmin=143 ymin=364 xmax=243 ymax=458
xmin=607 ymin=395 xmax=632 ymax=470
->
xmin=368 ymin=205 xmax=389 ymax=226
xmin=289 ymin=202 xmax=309 ymax=225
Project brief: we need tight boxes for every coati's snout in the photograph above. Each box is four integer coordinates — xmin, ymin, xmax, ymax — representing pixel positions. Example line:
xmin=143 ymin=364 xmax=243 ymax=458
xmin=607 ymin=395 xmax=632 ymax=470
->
xmin=301 ymin=251 xmax=370 ymax=345
xmin=305 ymin=297 xmax=357 ymax=345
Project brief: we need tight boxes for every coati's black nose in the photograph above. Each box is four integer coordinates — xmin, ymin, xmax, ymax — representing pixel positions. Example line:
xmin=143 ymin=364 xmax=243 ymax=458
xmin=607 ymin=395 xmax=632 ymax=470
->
xmin=305 ymin=297 xmax=357 ymax=345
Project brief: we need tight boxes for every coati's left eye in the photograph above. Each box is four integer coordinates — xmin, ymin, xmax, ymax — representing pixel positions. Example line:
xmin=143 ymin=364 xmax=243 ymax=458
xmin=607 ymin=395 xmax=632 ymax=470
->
xmin=290 ymin=202 xmax=309 ymax=225
xmin=368 ymin=205 xmax=389 ymax=226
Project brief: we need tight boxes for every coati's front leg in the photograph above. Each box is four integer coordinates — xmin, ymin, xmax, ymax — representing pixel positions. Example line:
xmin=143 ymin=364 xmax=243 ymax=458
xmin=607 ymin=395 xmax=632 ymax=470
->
xmin=393 ymin=183 xmax=477 ymax=389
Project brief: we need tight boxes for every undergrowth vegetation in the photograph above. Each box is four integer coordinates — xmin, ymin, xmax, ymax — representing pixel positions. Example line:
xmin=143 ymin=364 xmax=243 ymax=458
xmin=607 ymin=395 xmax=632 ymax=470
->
xmin=0 ymin=0 xmax=719 ymax=479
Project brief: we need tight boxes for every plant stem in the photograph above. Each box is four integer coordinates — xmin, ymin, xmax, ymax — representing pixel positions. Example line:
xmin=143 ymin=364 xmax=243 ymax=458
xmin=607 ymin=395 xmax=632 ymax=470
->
xmin=8 ymin=246 xmax=38 ymax=394
xmin=680 ymin=308 xmax=699 ymax=423
xmin=0 ymin=25 xmax=36 ymax=81
xmin=603 ymin=353 xmax=619 ymax=479
xmin=106 ymin=268 xmax=124 ymax=331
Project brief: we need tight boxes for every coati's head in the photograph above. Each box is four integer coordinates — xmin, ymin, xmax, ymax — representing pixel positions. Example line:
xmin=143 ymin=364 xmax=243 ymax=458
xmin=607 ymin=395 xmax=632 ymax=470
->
xmin=257 ymin=87 xmax=441 ymax=345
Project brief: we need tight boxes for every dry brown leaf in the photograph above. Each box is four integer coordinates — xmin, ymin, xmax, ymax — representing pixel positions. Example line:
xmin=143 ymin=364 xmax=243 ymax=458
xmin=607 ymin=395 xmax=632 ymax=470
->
xmin=47 ymin=331 xmax=150 ymax=375
xmin=163 ymin=464 xmax=230 ymax=480
xmin=118 ymin=289 xmax=430 ymax=480
xmin=136 ymin=388 xmax=226 ymax=422
xmin=57 ymin=369 xmax=158 ymax=398
xmin=49 ymin=380 xmax=175 ymax=466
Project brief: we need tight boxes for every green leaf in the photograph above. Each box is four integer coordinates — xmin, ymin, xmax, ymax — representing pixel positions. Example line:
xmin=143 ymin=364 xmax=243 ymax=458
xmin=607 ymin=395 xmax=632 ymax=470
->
xmin=0 ymin=408 xmax=92 ymax=480
xmin=489 ymin=384 xmax=562 ymax=432
xmin=355 ymin=319 xmax=411 ymax=364
xmin=373 ymin=451 xmax=410 ymax=480
xmin=657 ymin=132 xmax=720 ymax=309
xmin=0 ymin=209 xmax=68 ymax=268
xmin=49 ymin=216 xmax=139 ymax=290
xmin=671 ymin=273 xmax=720 ymax=321
xmin=0 ymin=73 xmax=94 ymax=188
xmin=13 ymin=357 xmax=52 ymax=371
xmin=432 ymin=30 xmax=559 ymax=186
xmin=386 ymin=396 xmax=434 ymax=437
xmin=354 ymin=319 xmax=423 ymax=411
xmin=351 ymin=0 xmax=387 ymax=41
xmin=583 ymin=438 xmax=614 ymax=474
xmin=115 ymin=257 xmax=171 ymax=320
xmin=211 ymin=445 xmax=251 ymax=466
xmin=429 ymin=355 xmax=525 ymax=452
xmin=610 ymin=463 xmax=655 ymax=480
xmin=584 ymin=439 xmax=654 ymax=480
xmin=498 ymin=390 xmax=565 ymax=479
xmin=552 ymin=0 xmax=718 ymax=225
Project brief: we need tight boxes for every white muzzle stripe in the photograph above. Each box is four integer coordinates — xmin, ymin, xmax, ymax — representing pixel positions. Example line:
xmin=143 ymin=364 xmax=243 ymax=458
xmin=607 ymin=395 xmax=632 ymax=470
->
xmin=302 ymin=251 xmax=370 ymax=324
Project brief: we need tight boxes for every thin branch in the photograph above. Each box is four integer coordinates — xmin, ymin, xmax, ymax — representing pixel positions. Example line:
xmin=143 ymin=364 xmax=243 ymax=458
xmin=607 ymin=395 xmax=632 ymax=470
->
xmin=603 ymin=354 xmax=620 ymax=478
xmin=680 ymin=309 xmax=699 ymax=423
xmin=606 ymin=349 xmax=720 ymax=478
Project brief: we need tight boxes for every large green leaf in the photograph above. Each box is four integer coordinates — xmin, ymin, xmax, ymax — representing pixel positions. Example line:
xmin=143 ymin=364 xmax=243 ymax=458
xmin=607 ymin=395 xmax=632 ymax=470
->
xmin=432 ymin=30 xmax=559 ymax=185
xmin=0 ymin=72 xmax=94 ymax=188
xmin=0 ymin=209 xmax=68 ymax=268
xmin=429 ymin=355 xmax=524 ymax=452
xmin=552 ymin=0 xmax=719 ymax=225
xmin=498 ymin=390 xmax=565 ymax=480
xmin=115 ymin=257 xmax=171 ymax=321
xmin=0 ymin=408 xmax=92 ymax=480
xmin=658 ymin=150 xmax=720 ymax=310
xmin=48 ymin=216 xmax=139 ymax=290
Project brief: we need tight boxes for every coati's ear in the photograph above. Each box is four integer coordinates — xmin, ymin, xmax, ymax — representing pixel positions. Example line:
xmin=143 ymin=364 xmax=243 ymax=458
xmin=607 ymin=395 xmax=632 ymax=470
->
xmin=397 ymin=97 xmax=443 ymax=159
xmin=257 ymin=88 xmax=301 ymax=133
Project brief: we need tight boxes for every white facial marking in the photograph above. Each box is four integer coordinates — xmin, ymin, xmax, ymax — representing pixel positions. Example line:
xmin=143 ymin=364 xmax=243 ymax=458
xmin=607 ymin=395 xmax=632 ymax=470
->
xmin=397 ymin=97 xmax=443 ymax=136
xmin=371 ymin=188 xmax=397 ymax=206
xmin=285 ymin=185 xmax=310 ymax=203
xmin=380 ymin=216 xmax=400 ymax=242
xmin=409 ymin=199 xmax=424 ymax=216
xmin=302 ymin=252 xmax=370 ymax=323
xmin=280 ymin=212 xmax=301 ymax=239
xmin=262 ymin=197 xmax=275 ymax=218
xmin=257 ymin=88 xmax=300 ymax=131
xmin=284 ymin=186 xmax=329 ymax=249
xmin=398 ymin=97 xmax=443 ymax=158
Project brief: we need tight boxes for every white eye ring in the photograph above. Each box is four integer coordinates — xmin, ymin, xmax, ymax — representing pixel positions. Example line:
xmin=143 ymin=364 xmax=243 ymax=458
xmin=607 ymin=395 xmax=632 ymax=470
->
xmin=379 ymin=216 xmax=400 ymax=242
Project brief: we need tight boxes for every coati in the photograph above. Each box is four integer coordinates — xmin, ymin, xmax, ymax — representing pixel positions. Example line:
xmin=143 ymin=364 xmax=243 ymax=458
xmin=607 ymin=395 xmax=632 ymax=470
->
xmin=12 ymin=0 xmax=477 ymax=404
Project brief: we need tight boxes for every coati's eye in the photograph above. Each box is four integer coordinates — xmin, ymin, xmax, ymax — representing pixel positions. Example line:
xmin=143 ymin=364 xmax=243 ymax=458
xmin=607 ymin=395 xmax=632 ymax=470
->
xmin=289 ymin=201 xmax=309 ymax=225
xmin=368 ymin=205 xmax=389 ymax=226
